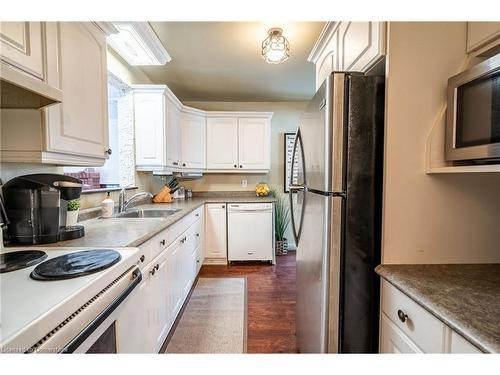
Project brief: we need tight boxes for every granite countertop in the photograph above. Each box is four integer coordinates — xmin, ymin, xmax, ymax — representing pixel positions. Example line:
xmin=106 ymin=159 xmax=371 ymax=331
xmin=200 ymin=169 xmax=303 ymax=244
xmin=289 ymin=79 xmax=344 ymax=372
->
xmin=29 ymin=193 xmax=276 ymax=248
xmin=376 ymin=264 xmax=500 ymax=353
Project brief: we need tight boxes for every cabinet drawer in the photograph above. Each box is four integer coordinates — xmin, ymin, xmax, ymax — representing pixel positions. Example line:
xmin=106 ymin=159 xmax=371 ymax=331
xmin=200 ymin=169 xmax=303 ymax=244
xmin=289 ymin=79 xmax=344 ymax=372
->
xmin=380 ymin=313 xmax=422 ymax=353
xmin=192 ymin=218 xmax=203 ymax=249
xmin=183 ymin=206 xmax=203 ymax=228
xmin=147 ymin=222 xmax=187 ymax=262
xmin=381 ymin=280 xmax=446 ymax=353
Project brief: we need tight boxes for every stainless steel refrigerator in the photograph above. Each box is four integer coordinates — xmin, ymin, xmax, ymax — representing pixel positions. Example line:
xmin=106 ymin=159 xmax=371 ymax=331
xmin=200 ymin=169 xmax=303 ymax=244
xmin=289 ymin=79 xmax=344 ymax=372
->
xmin=290 ymin=72 xmax=384 ymax=353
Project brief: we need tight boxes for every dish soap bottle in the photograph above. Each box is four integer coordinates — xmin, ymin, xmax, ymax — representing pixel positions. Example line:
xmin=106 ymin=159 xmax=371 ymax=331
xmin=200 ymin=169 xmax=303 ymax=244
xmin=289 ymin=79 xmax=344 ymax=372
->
xmin=101 ymin=192 xmax=114 ymax=218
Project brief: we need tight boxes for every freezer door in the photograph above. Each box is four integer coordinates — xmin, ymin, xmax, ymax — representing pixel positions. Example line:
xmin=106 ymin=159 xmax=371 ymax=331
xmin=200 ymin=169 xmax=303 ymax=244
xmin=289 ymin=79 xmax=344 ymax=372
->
xmin=299 ymin=73 xmax=346 ymax=193
xmin=296 ymin=191 xmax=343 ymax=353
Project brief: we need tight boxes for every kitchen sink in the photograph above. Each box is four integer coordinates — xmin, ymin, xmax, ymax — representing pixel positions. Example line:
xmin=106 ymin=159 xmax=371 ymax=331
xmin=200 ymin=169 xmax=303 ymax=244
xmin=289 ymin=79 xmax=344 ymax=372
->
xmin=115 ymin=209 xmax=181 ymax=218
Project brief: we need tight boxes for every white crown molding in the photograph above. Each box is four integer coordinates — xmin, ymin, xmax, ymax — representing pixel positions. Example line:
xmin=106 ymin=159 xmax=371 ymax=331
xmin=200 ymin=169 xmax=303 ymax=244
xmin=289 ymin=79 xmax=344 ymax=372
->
xmin=132 ymin=84 xmax=274 ymax=120
xmin=93 ymin=22 xmax=118 ymax=36
xmin=205 ymin=111 xmax=274 ymax=119
xmin=134 ymin=22 xmax=171 ymax=64
xmin=109 ymin=22 xmax=171 ymax=65
xmin=307 ymin=22 xmax=340 ymax=63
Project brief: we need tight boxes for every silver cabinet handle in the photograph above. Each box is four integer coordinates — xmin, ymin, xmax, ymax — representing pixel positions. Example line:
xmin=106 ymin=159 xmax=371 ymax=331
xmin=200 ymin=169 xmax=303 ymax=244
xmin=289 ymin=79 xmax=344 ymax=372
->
xmin=247 ymin=251 xmax=254 ymax=255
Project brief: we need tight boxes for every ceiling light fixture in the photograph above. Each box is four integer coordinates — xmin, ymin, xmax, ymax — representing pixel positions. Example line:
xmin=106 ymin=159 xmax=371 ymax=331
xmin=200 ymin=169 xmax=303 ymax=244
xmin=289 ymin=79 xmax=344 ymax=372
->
xmin=107 ymin=22 xmax=171 ymax=66
xmin=262 ymin=28 xmax=290 ymax=64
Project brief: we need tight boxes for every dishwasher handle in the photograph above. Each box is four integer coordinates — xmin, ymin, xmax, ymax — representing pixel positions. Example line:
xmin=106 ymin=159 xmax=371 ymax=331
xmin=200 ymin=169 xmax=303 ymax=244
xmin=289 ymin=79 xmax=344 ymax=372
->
xmin=227 ymin=203 xmax=273 ymax=212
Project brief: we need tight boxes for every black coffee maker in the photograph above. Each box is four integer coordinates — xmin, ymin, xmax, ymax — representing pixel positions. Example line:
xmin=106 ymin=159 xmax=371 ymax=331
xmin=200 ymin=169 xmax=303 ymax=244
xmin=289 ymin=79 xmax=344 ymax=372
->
xmin=2 ymin=173 xmax=85 ymax=245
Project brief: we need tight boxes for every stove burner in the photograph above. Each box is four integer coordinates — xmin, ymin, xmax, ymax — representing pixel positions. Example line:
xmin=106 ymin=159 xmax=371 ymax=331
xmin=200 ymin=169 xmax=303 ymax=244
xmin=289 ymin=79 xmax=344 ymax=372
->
xmin=0 ymin=251 xmax=48 ymax=273
xmin=30 ymin=249 xmax=121 ymax=281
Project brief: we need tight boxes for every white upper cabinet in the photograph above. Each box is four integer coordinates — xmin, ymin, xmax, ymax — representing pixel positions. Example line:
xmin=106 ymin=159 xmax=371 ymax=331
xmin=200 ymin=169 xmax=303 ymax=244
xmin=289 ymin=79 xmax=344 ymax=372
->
xmin=206 ymin=114 xmax=272 ymax=172
xmin=206 ymin=117 xmax=239 ymax=170
xmin=0 ymin=22 xmax=62 ymax=107
xmin=309 ymin=22 xmax=386 ymax=90
xmin=180 ymin=110 xmax=206 ymax=169
xmin=165 ymin=95 xmax=181 ymax=168
xmin=238 ymin=117 xmax=271 ymax=170
xmin=466 ymin=22 xmax=500 ymax=53
xmin=1 ymin=22 xmax=109 ymax=166
xmin=134 ymin=85 xmax=273 ymax=173
xmin=44 ymin=22 xmax=109 ymax=161
xmin=0 ymin=22 xmax=44 ymax=80
xmin=337 ymin=22 xmax=386 ymax=72
xmin=134 ymin=86 xmax=166 ymax=169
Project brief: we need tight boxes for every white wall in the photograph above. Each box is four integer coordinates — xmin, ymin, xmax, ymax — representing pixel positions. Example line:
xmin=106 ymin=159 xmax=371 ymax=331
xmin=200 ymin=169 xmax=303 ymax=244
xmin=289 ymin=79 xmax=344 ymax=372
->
xmin=382 ymin=22 xmax=500 ymax=264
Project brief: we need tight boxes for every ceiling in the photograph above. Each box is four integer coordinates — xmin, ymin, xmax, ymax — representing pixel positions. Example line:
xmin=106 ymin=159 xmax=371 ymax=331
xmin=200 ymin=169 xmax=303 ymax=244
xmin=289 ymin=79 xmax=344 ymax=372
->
xmin=139 ymin=22 xmax=325 ymax=102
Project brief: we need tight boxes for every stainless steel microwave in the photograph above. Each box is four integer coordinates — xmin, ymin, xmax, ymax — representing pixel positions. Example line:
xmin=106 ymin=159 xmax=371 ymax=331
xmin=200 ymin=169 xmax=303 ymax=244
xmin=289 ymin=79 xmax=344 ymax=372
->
xmin=446 ymin=54 xmax=500 ymax=162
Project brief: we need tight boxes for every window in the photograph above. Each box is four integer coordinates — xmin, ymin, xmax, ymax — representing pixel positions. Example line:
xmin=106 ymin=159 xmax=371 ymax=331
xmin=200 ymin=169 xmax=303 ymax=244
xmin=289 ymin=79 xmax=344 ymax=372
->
xmin=64 ymin=73 xmax=135 ymax=191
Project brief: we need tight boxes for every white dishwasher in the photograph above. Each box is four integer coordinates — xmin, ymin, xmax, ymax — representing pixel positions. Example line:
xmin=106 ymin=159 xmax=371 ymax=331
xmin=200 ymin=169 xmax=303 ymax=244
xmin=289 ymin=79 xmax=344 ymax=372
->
xmin=227 ymin=203 xmax=274 ymax=263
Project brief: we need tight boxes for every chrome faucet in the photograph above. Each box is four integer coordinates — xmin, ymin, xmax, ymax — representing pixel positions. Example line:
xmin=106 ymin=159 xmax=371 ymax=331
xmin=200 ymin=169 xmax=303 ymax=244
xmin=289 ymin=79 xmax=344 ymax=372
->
xmin=122 ymin=192 xmax=154 ymax=212
xmin=118 ymin=184 xmax=133 ymax=213
xmin=120 ymin=191 xmax=153 ymax=213
xmin=118 ymin=185 xmax=153 ymax=213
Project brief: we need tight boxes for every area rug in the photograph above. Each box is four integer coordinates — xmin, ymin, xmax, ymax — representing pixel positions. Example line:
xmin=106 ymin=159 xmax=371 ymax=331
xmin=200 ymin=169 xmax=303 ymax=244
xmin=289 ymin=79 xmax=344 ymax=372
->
xmin=165 ymin=277 xmax=247 ymax=353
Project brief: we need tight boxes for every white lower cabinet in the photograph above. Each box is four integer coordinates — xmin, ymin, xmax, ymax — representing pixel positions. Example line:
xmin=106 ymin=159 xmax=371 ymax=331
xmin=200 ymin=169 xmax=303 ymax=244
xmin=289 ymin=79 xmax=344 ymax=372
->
xmin=380 ymin=313 xmax=421 ymax=353
xmin=121 ymin=207 xmax=204 ymax=353
xmin=204 ymin=203 xmax=227 ymax=263
xmin=380 ymin=280 xmax=483 ymax=354
xmin=449 ymin=330 xmax=482 ymax=354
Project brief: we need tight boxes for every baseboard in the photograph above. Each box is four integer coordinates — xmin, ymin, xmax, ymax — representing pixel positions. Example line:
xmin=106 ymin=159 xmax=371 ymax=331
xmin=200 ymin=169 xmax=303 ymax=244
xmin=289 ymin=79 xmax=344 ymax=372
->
xmin=203 ymin=257 xmax=228 ymax=265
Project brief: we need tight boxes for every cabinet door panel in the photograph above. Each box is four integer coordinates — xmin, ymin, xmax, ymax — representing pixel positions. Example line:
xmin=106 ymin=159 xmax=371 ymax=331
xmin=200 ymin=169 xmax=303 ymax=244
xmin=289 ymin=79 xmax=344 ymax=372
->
xmin=180 ymin=112 xmax=206 ymax=169
xmin=315 ymin=29 xmax=338 ymax=90
xmin=117 ymin=267 xmax=153 ymax=353
xmin=205 ymin=204 xmax=227 ymax=259
xmin=149 ymin=249 xmax=172 ymax=352
xmin=166 ymin=98 xmax=181 ymax=168
xmin=206 ymin=117 xmax=238 ymax=169
xmin=134 ymin=91 xmax=165 ymax=167
xmin=44 ymin=22 xmax=108 ymax=159
xmin=337 ymin=21 xmax=385 ymax=73
xmin=380 ymin=314 xmax=421 ymax=353
xmin=0 ymin=22 xmax=44 ymax=79
xmin=238 ymin=117 xmax=270 ymax=169
xmin=467 ymin=22 xmax=500 ymax=52
xmin=449 ymin=330 xmax=482 ymax=353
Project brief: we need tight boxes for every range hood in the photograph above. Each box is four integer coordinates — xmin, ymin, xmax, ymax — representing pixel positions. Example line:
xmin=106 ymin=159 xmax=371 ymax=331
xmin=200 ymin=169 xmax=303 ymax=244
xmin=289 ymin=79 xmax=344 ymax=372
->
xmin=0 ymin=64 xmax=62 ymax=109
xmin=152 ymin=170 xmax=203 ymax=180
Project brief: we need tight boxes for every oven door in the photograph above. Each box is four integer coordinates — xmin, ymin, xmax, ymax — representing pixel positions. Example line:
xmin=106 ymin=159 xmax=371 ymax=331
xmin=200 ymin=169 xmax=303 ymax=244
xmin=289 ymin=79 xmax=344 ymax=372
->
xmin=446 ymin=53 xmax=500 ymax=162
xmin=27 ymin=266 xmax=142 ymax=354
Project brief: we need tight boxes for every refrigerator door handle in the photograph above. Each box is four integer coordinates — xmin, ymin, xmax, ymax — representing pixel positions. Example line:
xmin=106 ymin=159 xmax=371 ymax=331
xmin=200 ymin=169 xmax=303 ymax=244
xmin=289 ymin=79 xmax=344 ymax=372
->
xmin=289 ymin=128 xmax=306 ymax=245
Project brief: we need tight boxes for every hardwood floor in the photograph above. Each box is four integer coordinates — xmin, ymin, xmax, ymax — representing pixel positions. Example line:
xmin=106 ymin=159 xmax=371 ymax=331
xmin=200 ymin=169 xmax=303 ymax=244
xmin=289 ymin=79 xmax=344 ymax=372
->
xmin=199 ymin=252 xmax=297 ymax=353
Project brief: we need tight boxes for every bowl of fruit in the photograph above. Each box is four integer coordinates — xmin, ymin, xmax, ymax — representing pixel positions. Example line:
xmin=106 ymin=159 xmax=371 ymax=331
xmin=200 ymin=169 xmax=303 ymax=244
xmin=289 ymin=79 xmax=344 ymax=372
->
xmin=255 ymin=182 xmax=270 ymax=197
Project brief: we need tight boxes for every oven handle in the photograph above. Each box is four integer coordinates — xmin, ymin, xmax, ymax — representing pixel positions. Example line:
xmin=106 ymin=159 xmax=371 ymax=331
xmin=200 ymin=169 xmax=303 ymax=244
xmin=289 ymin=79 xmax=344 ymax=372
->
xmin=60 ymin=267 xmax=142 ymax=353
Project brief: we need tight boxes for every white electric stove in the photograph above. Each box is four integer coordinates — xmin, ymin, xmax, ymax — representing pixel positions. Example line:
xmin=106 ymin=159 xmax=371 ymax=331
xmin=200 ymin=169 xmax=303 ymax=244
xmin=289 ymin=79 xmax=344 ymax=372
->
xmin=0 ymin=246 xmax=142 ymax=353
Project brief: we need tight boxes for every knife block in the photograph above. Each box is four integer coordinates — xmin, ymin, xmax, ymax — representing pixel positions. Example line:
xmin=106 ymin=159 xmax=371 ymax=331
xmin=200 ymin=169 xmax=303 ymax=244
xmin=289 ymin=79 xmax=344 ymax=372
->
xmin=153 ymin=186 xmax=173 ymax=203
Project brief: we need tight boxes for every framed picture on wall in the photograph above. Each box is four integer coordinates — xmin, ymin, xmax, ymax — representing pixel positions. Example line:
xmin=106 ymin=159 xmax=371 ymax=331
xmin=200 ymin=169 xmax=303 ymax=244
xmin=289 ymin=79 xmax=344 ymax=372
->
xmin=284 ymin=132 xmax=298 ymax=193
